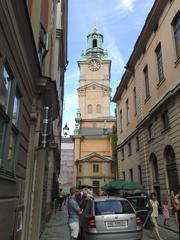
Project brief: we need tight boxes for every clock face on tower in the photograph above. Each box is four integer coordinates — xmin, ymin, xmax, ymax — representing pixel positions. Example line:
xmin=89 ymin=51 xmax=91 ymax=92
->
xmin=88 ymin=59 xmax=101 ymax=71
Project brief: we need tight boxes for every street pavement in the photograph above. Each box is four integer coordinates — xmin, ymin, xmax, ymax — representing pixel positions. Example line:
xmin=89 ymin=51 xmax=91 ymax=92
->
xmin=40 ymin=204 xmax=70 ymax=240
xmin=41 ymin=204 xmax=179 ymax=240
xmin=143 ymin=227 xmax=178 ymax=240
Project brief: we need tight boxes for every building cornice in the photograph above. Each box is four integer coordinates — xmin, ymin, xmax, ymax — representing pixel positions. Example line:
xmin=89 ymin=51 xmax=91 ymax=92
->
xmin=78 ymin=117 xmax=116 ymax=122
xmin=77 ymin=176 xmax=114 ymax=180
xmin=77 ymin=81 xmax=111 ymax=92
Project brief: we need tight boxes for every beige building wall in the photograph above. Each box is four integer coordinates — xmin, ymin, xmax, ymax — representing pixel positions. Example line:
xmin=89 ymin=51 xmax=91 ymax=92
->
xmin=114 ymin=0 xmax=180 ymax=201
xmin=81 ymin=138 xmax=112 ymax=157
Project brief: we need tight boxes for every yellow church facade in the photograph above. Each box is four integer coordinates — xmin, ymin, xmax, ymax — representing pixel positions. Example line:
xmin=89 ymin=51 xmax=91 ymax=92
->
xmin=74 ymin=26 xmax=116 ymax=195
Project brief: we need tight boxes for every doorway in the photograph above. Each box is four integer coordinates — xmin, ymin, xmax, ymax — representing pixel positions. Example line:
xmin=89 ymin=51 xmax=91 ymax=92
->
xmin=93 ymin=181 xmax=99 ymax=196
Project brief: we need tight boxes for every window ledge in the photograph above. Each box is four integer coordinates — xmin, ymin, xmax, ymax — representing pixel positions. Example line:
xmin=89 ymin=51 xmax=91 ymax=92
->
xmin=174 ymin=56 xmax=180 ymax=68
xmin=148 ymin=138 xmax=155 ymax=143
xmin=0 ymin=169 xmax=16 ymax=182
xmin=128 ymin=154 xmax=132 ymax=157
xmin=144 ymin=95 xmax=151 ymax=104
xmin=157 ymin=77 xmax=166 ymax=88
xmin=161 ymin=126 xmax=170 ymax=134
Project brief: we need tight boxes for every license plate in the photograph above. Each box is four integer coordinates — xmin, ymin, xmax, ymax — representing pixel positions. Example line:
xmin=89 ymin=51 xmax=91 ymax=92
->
xmin=106 ymin=220 xmax=127 ymax=228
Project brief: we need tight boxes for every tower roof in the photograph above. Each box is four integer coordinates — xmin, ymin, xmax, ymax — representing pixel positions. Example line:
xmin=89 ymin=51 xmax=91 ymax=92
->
xmin=80 ymin=25 xmax=109 ymax=61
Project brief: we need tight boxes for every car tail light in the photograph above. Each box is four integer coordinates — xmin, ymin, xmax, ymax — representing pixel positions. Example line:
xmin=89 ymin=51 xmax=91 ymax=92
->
xmin=87 ymin=216 xmax=96 ymax=229
xmin=136 ymin=216 xmax=142 ymax=225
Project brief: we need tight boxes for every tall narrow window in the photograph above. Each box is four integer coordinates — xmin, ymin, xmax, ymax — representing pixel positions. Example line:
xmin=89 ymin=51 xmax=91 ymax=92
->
xmin=172 ymin=12 xmax=180 ymax=59
xmin=12 ymin=89 xmax=21 ymax=126
xmin=161 ymin=111 xmax=169 ymax=130
xmin=155 ymin=43 xmax=164 ymax=82
xmin=136 ymin=135 xmax=140 ymax=151
xmin=120 ymin=109 xmax=123 ymax=132
xmin=0 ymin=64 xmax=13 ymax=112
xmin=93 ymin=39 xmax=97 ymax=48
xmin=96 ymin=104 xmax=101 ymax=113
xmin=133 ymin=87 xmax=137 ymax=115
xmin=123 ymin=171 xmax=126 ymax=180
xmin=0 ymin=62 xmax=22 ymax=176
xmin=148 ymin=123 xmax=155 ymax=140
xmin=128 ymin=142 xmax=132 ymax=156
xmin=138 ymin=165 xmax=142 ymax=184
xmin=38 ymin=23 xmax=48 ymax=67
xmin=129 ymin=168 xmax=133 ymax=182
xmin=121 ymin=148 xmax=124 ymax=161
xmin=143 ymin=65 xmax=150 ymax=99
xmin=88 ymin=104 xmax=92 ymax=113
xmin=126 ymin=99 xmax=130 ymax=124
xmin=93 ymin=164 xmax=99 ymax=172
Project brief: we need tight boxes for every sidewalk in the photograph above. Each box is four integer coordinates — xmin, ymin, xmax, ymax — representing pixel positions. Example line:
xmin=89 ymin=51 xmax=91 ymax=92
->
xmin=40 ymin=205 xmax=70 ymax=240
xmin=158 ymin=214 xmax=179 ymax=234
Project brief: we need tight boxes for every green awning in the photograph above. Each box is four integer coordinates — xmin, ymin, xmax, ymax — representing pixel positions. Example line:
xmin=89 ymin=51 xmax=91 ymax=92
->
xmin=101 ymin=180 xmax=144 ymax=191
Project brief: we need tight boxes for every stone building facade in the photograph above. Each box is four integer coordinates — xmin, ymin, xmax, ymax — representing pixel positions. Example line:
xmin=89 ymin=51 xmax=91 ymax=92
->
xmin=113 ymin=0 xmax=180 ymax=202
xmin=74 ymin=26 xmax=116 ymax=195
xmin=0 ymin=1 xmax=68 ymax=240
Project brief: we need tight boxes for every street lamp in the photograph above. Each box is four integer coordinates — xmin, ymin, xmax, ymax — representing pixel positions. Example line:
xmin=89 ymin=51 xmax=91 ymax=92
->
xmin=63 ymin=123 xmax=69 ymax=137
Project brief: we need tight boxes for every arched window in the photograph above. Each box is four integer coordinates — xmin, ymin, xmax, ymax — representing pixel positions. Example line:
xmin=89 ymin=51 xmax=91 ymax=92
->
xmin=93 ymin=39 xmax=97 ymax=48
xmin=88 ymin=104 xmax=92 ymax=113
xmin=164 ymin=145 xmax=178 ymax=194
xmin=96 ymin=104 xmax=101 ymax=113
xmin=149 ymin=153 xmax=161 ymax=201
xmin=149 ymin=153 xmax=159 ymax=183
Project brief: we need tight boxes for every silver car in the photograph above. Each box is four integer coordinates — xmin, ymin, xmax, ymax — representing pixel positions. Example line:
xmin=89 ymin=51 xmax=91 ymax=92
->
xmin=79 ymin=196 xmax=142 ymax=240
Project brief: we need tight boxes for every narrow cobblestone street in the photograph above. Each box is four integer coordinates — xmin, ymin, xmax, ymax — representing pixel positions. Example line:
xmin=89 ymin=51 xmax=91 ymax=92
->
xmin=41 ymin=205 xmax=70 ymax=240
xmin=41 ymin=204 xmax=179 ymax=240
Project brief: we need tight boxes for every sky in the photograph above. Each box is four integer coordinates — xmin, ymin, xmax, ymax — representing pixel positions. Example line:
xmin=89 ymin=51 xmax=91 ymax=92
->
xmin=62 ymin=0 xmax=155 ymax=135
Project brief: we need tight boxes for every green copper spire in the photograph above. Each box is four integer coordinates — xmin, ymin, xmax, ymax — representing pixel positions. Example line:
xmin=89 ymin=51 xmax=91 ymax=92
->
xmin=80 ymin=25 xmax=109 ymax=60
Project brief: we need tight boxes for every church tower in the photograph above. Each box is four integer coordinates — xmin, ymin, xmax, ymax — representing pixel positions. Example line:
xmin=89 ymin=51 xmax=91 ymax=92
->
xmin=77 ymin=25 xmax=111 ymax=119
xmin=74 ymin=26 xmax=115 ymax=194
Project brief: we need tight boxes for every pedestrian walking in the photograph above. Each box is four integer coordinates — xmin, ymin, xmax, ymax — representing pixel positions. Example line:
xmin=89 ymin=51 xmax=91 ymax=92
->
xmin=173 ymin=186 xmax=180 ymax=239
xmin=67 ymin=186 xmax=82 ymax=240
xmin=149 ymin=192 xmax=163 ymax=240
xmin=162 ymin=200 xmax=170 ymax=226
xmin=58 ymin=188 xmax=64 ymax=210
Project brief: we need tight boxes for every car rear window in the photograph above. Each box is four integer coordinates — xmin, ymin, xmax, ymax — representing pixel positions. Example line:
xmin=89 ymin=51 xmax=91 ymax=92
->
xmin=95 ymin=200 xmax=134 ymax=215
xmin=127 ymin=197 xmax=148 ymax=210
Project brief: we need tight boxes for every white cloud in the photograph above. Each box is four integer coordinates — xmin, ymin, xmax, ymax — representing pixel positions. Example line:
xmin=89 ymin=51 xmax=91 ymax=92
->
xmin=115 ymin=0 xmax=137 ymax=12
